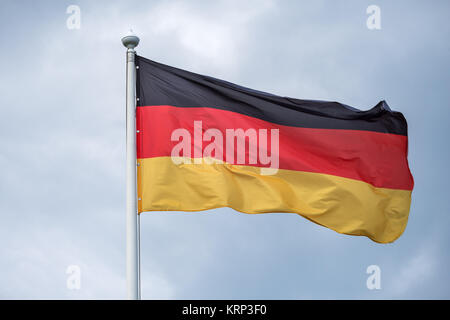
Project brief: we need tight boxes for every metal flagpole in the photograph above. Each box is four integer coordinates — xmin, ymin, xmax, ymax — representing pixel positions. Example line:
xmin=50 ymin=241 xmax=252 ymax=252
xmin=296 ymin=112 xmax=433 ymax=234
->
xmin=122 ymin=31 xmax=140 ymax=300
xmin=137 ymin=212 xmax=141 ymax=299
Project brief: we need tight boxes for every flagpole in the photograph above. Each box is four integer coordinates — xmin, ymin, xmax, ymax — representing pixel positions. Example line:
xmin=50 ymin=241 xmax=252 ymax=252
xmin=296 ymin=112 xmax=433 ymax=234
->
xmin=122 ymin=31 xmax=140 ymax=300
xmin=137 ymin=212 xmax=141 ymax=299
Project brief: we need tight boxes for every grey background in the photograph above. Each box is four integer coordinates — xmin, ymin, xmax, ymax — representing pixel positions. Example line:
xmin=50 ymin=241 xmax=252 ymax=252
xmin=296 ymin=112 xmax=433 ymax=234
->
xmin=0 ymin=0 xmax=449 ymax=299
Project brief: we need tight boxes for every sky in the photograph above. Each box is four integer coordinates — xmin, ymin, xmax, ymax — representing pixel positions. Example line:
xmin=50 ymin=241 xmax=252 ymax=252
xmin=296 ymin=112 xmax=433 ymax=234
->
xmin=0 ymin=0 xmax=449 ymax=299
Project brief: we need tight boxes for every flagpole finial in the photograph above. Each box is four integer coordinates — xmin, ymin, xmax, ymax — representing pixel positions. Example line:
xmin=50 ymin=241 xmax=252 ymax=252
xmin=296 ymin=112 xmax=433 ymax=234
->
xmin=122 ymin=30 xmax=140 ymax=50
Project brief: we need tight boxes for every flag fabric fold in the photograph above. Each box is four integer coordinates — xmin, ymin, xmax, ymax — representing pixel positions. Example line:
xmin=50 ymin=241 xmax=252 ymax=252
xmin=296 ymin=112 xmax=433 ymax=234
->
xmin=135 ymin=55 xmax=414 ymax=243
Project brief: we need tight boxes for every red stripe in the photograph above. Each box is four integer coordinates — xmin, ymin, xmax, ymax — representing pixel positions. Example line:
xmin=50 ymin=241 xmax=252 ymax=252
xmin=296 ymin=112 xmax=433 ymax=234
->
xmin=137 ymin=105 xmax=413 ymax=190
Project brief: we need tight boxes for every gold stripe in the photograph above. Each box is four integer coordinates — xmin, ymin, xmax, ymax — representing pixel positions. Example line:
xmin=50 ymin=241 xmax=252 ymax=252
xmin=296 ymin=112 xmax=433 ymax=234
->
xmin=137 ymin=157 xmax=411 ymax=243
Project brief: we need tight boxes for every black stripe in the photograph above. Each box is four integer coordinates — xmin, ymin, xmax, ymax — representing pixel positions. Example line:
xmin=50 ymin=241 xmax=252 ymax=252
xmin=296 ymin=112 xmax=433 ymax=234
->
xmin=136 ymin=55 xmax=407 ymax=135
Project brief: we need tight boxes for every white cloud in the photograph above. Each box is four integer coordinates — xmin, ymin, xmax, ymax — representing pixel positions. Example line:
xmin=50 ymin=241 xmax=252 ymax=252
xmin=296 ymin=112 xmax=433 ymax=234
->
xmin=388 ymin=246 xmax=438 ymax=298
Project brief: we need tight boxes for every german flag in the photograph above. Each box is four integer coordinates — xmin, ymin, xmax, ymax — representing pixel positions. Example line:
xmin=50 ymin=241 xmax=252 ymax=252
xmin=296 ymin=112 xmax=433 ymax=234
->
xmin=135 ymin=55 xmax=414 ymax=243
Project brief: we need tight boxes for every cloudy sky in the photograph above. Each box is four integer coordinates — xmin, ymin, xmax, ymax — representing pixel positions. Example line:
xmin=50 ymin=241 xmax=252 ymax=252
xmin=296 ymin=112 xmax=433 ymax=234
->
xmin=0 ymin=0 xmax=449 ymax=299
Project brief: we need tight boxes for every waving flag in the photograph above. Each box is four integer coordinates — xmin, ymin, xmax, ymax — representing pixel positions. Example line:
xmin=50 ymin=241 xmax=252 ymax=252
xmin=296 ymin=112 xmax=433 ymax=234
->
xmin=135 ymin=55 xmax=413 ymax=243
